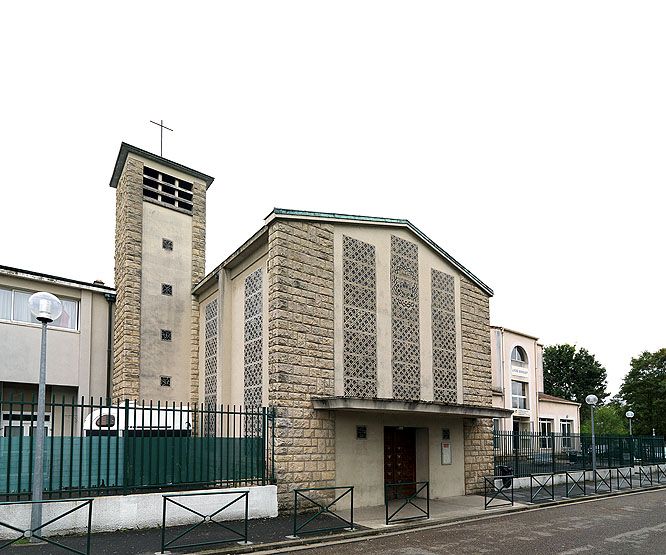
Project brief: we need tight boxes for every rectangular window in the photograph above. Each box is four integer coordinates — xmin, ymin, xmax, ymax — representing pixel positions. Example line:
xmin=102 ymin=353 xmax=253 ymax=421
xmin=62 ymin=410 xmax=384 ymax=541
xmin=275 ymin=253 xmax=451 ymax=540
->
xmin=160 ymin=376 xmax=171 ymax=387
xmin=0 ymin=288 xmax=11 ymax=320
xmin=0 ymin=288 xmax=78 ymax=330
xmin=162 ymin=238 xmax=174 ymax=251
xmin=539 ymin=418 xmax=554 ymax=449
xmin=161 ymin=329 xmax=172 ymax=341
xmin=52 ymin=299 xmax=78 ymax=330
xmin=511 ymin=380 xmax=528 ymax=410
xmin=161 ymin=284 xmax=173 ymax=296
xmin=561 ymin=419 xmax=573 ymax=449
xmin=12 ymin=290 xmax=37 ymax=324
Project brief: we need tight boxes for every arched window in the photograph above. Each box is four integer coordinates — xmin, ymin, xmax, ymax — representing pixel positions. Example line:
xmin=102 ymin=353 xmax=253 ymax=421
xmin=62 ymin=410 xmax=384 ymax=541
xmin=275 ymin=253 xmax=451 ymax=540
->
xmin=511 ymin=346 xmax=528 ymax=366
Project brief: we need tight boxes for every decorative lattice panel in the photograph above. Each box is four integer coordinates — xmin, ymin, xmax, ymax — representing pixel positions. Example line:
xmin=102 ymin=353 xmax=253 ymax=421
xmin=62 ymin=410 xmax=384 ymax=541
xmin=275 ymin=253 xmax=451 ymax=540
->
xmin=244 ymin=269 xmax=263 ymax=414
xmin=391 ymin=236 xmax=420 ymax=400
xmin=432 ymin=269 xmax=457 ymax=403
xmin=343 ymin=236 xmax=377 ymax=398
xmin=203 ymin=298 xmax=218 ymax=435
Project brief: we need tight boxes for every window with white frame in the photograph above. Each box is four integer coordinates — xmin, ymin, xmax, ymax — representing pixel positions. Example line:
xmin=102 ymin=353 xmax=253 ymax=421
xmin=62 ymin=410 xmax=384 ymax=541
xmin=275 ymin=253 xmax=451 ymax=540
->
xmin=511 ymin=380 xmax=528 ymax=409
xmin=561 ymin=419 xmax=573 ymax=449
xmin=2 ymin=412 xmax=51 ymax=437
xmin=511 ymin=346 xmax=528 ymax=368
xmin=539 ymin=418 xmax=554 ymax=449
xmin=0 ymin=287 xmax=79 ymax=330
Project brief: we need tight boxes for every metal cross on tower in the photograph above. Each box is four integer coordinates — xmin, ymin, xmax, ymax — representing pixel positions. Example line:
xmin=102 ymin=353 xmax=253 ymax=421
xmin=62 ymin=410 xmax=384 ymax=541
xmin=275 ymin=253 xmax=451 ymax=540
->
xmin=149 ymin=119 xmax=173 ymax=157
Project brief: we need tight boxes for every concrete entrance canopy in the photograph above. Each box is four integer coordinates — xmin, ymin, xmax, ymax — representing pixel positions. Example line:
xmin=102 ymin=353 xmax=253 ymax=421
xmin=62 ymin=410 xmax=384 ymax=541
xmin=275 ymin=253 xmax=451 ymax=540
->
xmin=312 ymin=397 xmax=513 ymax=419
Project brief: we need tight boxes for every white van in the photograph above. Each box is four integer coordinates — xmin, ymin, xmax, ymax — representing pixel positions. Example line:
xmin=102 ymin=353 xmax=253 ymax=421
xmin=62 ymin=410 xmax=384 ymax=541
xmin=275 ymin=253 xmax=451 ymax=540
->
xmin=83 ymin=403 xmax=193 ymax=437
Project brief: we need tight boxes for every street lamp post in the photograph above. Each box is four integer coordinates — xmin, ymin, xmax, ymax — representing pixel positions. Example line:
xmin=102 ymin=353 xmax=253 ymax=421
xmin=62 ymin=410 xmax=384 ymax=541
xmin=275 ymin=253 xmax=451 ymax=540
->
xmin=625 ymin=410 xmax=635 ymax=467
xmin=626 ymin=410 xmax=634 ymax=436
xmin=585 ymin=394 xmax=599 ymax=473
xmin=28 ymin=292 xmax=62 ymax=538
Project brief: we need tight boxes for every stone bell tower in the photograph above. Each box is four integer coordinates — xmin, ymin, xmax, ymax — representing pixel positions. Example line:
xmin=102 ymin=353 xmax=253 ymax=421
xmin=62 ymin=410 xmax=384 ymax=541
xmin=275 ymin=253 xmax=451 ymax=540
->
xmin=109 ymin=143 xmax=214 ymax=402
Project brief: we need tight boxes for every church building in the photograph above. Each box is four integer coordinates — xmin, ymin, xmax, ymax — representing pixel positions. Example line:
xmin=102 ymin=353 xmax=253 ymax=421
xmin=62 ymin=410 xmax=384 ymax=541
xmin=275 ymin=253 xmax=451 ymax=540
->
xmin=108 ymin=142 xmax=511 ymax=507
xmin=0 ymin=142 xmax=510 ymax=509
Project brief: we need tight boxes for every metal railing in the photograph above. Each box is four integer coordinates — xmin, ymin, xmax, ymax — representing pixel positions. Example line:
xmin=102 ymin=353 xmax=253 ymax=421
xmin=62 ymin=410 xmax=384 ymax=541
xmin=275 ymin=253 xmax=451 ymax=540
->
xmin=385 ymin=481 xmax=429 ymax=525
xmin=530 ymin=474 xmax=554 ymax=503
xmin=656 ymin=465 xmax=666 ymax=484
xmin=0 ymin=498 xmax=93 ymax=554
xmin=639 ymin=466 xmax=653 ymax=487
xmin=483 ymin=475 xmax=514 ymax=509
xmin=616 ymin=467 xmax=632 ymax=489
xmin=565 ymin=470 xmax=586 ymax=497
xmin=292 ymin=486 xmax=354 ymax=537
xmin=160 ymin=490 xmax=249 ymax=553
xmin=0 ymin=396 xmax=275 ymax=500
xmin=593 ymin=469 xmax=612 ymax=493
xmin=494 ymin=431 xmax=666 ymax=478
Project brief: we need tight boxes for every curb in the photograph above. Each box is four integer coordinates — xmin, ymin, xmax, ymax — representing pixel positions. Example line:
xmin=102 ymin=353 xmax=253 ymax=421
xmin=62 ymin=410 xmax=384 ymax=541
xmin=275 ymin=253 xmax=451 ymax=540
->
xmin=193 ymin=483 xmax=666 ymax=555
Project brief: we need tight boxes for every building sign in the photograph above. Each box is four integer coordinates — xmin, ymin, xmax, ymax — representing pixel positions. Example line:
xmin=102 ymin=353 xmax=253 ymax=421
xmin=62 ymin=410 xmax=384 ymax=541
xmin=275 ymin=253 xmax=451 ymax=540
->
xmin=511 ymin=365 xmax=529 ymax=379
xmin=513 ymin=408 xmax=531 ymax=418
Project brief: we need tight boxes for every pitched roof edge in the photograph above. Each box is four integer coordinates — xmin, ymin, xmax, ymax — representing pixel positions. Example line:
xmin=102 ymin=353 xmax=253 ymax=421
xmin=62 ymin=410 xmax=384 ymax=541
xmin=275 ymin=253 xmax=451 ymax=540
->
xmin=193 ymin=226 xmax=268 ymax=295
xmin=266 ymin=208 xmax=493 ymax=296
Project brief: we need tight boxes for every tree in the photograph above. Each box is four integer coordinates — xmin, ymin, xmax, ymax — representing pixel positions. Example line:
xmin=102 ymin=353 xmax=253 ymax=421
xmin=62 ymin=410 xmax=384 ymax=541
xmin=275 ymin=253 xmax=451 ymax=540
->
xmin=620 ymin=348 xmax=666 ymax=436
xmin=543 ymin=344 xmax=609 ymax=410
xmin=580 ymin=400 xmax=627 ymax=435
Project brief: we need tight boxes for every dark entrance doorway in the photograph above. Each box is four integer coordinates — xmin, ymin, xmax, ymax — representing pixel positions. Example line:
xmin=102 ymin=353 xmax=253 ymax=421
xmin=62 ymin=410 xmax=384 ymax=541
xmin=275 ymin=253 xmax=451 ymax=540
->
xmin=384 ymin=426 xmax=416 ymax=499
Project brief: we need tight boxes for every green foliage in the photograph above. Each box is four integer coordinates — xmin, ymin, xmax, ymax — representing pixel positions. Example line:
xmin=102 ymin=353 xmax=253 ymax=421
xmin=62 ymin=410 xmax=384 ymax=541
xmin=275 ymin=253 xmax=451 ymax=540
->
xmin=620 ymin=348 xmax=666 ymax=436
xmin=543 ymin=344 xmax=609 ymax=409
xmin=579 ymin=403 xmax=627 ymax=435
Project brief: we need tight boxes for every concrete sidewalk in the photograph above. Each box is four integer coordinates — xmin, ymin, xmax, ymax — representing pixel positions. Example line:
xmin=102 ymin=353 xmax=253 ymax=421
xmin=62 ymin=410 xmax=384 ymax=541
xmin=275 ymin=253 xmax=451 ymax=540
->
xmin=335 ymin=493 xmax=527 ymax=530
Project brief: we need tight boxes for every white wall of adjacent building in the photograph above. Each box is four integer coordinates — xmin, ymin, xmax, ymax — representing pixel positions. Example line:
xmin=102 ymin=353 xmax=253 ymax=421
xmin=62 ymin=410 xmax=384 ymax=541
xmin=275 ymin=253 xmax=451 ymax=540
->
xmin=491 ymin=326 xmax=580 ymax=436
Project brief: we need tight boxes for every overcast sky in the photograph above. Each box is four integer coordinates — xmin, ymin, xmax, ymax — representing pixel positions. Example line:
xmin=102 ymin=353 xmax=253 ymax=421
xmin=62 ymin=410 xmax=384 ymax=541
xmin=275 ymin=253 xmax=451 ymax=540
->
xmin=1 ymin=2 xmax=664 ymax=396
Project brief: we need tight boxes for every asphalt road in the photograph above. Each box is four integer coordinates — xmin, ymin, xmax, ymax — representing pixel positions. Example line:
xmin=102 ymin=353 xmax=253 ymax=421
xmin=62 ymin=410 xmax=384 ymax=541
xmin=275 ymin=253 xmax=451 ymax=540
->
xmin=305 ymin=489 xmax=666 ymax=555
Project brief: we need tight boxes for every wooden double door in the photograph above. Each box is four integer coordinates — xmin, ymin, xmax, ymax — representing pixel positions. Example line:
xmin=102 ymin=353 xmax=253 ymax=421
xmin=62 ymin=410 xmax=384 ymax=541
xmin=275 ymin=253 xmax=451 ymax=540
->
xmin=384 ymin=426 xmax=416 ymax=498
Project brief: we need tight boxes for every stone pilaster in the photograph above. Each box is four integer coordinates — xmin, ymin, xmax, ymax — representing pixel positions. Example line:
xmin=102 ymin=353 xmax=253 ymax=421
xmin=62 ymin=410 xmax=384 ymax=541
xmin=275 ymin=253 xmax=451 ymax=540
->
xmin=190 ymin=179 xmax=207 ymax=404
xmin=463 ymin=418 xmax=494 ymax=494
xmin=460 ymin=275 xmax=493 ymax=493
xmin=461 ymin=275 xmax=491 ymax=407
xmin=267 ymin=220 xmax=336 ymax=510
xmin=112 ymin=157 xmax=143 ymax=400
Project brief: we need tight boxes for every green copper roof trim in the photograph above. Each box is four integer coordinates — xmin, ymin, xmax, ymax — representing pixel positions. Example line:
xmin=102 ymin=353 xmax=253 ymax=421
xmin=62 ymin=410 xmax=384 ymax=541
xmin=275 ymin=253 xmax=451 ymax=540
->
xmin=270 ymin=208 xmax=410 ymax=226
xmin=268 ymin=208 xmax=493 ymax=296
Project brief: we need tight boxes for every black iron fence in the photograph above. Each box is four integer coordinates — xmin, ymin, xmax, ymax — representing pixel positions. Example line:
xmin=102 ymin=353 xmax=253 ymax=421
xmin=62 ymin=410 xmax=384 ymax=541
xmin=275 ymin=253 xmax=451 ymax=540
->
xmin=494 ymin=431 xmax=665 ymax=478
xmin=0 ymin=396 xmax=276 ymax=500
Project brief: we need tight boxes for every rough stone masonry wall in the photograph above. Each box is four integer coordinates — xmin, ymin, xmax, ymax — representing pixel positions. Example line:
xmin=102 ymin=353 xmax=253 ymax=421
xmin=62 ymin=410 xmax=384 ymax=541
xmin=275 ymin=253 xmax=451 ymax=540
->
xmin=189 ymin=180 xmax=207 ymax=404
xmin=460 ymin=275 xmax=493 ymax=494
xmin=267 ymin=220 xmax=336 ymax=510
xmin=112 ymin=157 xmax=143 ymax=400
